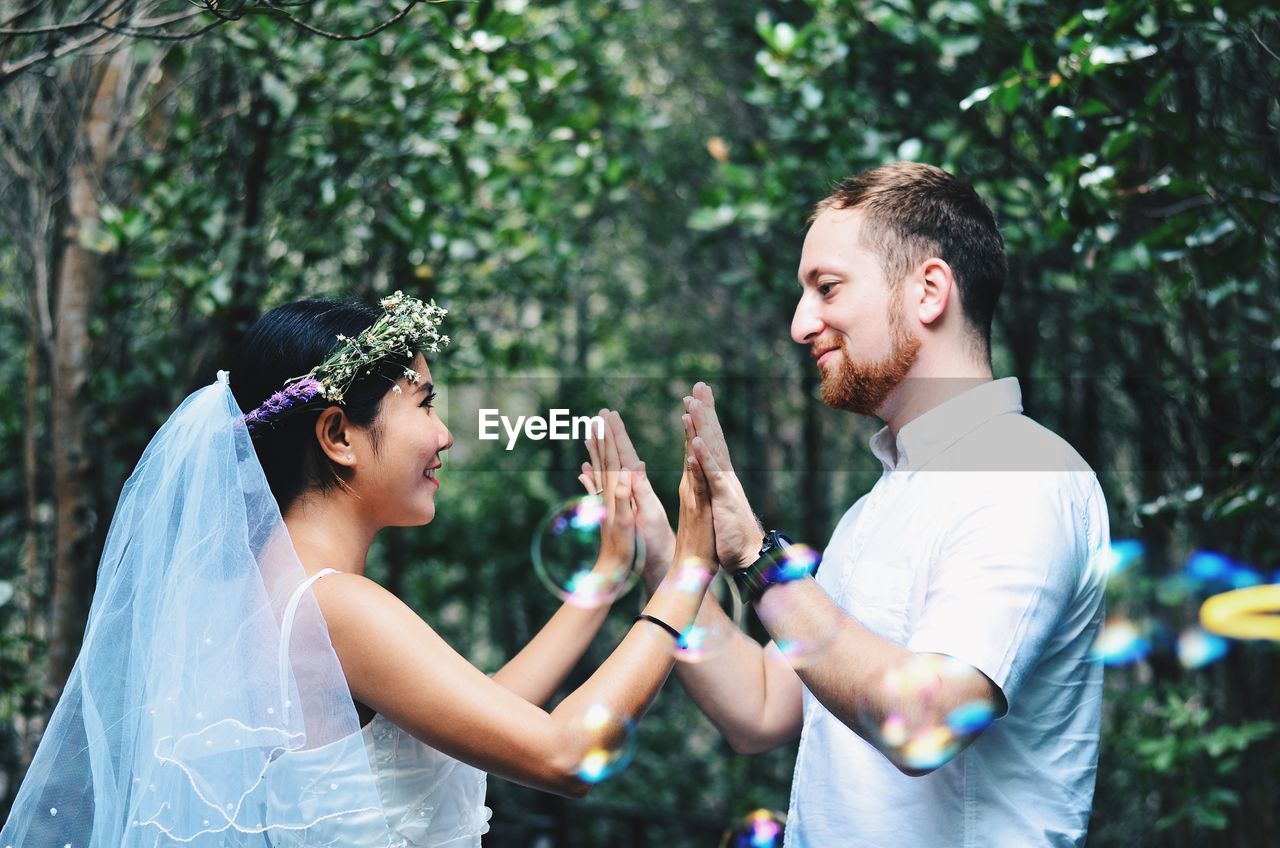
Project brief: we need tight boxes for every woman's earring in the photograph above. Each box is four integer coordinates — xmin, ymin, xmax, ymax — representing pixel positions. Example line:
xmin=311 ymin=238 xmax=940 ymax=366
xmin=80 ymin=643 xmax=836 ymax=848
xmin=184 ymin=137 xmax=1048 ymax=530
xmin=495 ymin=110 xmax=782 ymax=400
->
xmin=346 ymin=454 xmax=353 ymax=461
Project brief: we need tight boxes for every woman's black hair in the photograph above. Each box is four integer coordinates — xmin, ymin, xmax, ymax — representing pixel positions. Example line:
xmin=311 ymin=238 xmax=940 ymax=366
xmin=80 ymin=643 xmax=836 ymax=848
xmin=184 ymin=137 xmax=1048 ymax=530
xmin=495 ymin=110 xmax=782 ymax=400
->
xmin=231 ymin=299 xmax=416 ymax=511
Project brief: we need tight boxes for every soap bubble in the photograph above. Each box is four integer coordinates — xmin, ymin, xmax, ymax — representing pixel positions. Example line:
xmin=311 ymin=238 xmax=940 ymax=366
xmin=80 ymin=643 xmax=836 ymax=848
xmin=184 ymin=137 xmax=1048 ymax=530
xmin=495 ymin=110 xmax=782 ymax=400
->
xmin=775 ymin=543 xmax=821 ymax=583
xmin=1184 ymin=550 xmax=1262 ymax=590
xmin=721 ymin=808 xmax=786 ymax=848
xmin=574 ymin=703 xmax=636 ymax=784
xmin=863 ymin=654 xmax=1000 ymax=772
xmin=1090 ymin=617 xmax=1151 ymax=666
xmin=1176 ymin=627 xmax=1229 ymax=669
xmin=532 ymin=495 xmax=642 ymax=608
xmin=767 ymin=545 xmax=836 ymax=668
xmin=1100 ymin=539 xmax=1144 ymax=577
xmin=671 ymin=569 xmax=745 ymax=664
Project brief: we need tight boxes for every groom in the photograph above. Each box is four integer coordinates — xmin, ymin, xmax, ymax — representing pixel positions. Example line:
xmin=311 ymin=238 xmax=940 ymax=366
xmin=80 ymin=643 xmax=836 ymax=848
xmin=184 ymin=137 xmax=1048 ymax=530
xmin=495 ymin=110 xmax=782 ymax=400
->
xmin=615 ymin=162 xmax=1108 ymax=846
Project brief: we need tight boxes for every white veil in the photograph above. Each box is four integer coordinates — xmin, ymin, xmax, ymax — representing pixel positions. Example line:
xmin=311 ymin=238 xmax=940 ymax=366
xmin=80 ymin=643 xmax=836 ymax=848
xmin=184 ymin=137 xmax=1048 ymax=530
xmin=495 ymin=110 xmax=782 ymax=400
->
xmin=1 ymin=372 xmax=390 ymax=846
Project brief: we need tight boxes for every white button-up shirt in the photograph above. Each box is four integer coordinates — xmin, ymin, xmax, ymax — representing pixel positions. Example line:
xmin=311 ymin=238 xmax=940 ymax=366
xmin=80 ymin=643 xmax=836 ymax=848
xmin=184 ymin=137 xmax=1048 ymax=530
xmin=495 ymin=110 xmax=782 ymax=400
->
xmin=787 ymin=378 xmax=1108 ymax=848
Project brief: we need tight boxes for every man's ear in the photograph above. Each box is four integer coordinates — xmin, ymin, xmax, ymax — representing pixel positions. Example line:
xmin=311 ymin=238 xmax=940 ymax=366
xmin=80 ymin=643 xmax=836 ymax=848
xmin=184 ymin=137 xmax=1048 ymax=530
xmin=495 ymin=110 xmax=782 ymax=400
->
xmin=315 ymin=407 xmax=356 ymax=468
xmin=916 ymin=257 xmax=955 ymax=327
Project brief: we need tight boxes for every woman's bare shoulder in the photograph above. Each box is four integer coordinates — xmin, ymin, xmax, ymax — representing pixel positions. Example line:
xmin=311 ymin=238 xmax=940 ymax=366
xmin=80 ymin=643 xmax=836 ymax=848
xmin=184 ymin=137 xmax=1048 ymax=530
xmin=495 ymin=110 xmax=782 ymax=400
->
xmin=308 ymin=571 xmax=421 ymax=632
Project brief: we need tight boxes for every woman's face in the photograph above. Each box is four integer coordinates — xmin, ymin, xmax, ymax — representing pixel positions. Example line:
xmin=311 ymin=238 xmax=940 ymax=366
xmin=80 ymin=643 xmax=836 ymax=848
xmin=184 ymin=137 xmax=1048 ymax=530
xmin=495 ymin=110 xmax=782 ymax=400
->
xmin=348 ymin=353 xmax=452 ymax=527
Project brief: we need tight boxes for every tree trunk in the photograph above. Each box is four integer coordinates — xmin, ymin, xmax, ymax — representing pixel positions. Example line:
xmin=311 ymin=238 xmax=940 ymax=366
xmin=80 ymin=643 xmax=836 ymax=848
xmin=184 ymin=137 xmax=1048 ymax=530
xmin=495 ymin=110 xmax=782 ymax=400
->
xmin=23 ymin=288 xmax=42 ymax=638
xmin=48 ymin=49 xmax=131 ymax=694
xmin=18 ymin=282 xmax=45 ymax=768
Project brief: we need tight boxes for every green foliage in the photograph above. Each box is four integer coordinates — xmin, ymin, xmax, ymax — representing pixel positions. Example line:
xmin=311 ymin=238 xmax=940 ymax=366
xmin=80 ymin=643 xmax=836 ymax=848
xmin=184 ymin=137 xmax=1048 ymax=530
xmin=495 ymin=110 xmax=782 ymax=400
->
xmin=1 ymin=0 xmax=1277 ymax=843
xmin=1099 ymin=680 xmax=1279 ymax=839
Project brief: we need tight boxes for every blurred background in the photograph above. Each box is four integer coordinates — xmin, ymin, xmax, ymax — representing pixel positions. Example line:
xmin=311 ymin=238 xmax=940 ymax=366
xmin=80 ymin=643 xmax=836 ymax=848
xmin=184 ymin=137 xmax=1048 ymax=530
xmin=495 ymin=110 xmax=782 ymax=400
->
xmin=0 ymin=0 xmax=1277 ymax=844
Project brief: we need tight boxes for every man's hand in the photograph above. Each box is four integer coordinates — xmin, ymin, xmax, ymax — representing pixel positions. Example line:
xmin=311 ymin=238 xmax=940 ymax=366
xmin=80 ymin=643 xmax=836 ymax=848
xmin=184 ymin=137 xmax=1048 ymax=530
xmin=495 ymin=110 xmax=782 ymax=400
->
xmin=684 ymin=382 xmax=764 ymax=571
xmin=579 ymin=410 xmax=676 ymax=586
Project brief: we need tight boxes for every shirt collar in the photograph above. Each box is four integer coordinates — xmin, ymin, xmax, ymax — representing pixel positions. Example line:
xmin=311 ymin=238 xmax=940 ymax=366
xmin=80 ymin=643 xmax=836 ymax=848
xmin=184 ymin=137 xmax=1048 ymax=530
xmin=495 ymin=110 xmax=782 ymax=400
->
xmin=869 ymin=377 xmax=1024 ymax=473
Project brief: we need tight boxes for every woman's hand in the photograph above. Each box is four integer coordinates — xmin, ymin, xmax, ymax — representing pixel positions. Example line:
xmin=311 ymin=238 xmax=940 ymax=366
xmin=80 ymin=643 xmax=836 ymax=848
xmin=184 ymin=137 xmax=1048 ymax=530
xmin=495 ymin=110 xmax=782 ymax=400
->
xmin=582 ymin=409 xmax=637 ymax=588
xmin=578 ymin=410 xmax=675 ymax=587
xmin=486 ymin=411 xmax=635 ymax=706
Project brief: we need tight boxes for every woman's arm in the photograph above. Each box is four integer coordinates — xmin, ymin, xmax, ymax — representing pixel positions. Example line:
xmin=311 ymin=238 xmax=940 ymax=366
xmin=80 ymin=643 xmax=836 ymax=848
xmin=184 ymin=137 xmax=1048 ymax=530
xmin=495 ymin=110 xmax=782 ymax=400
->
xmin=489 ymin=598 xmax=612 ymax=707
xmin=501 ymin=408 xmax=684 ymax=709
xmin=490 ymin=409 xmax=635 ymax=707
xmin=315 ymin=414 xmax=719 ymax=798
xmin=581 ymin=410 xmax=806 ymax=753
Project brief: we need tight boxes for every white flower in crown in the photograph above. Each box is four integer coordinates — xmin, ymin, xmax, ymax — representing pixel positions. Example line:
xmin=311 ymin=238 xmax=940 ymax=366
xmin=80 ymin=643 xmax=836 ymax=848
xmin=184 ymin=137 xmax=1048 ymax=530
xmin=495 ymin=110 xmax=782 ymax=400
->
xmin=285 ymin=291 xmax=449 ymax=404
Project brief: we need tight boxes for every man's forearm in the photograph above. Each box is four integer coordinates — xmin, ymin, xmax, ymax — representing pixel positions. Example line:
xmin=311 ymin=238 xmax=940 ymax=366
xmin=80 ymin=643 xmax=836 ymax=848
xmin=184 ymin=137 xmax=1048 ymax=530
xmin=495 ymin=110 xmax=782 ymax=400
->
xmin=670 ymin=593 xmax=804 ymax=753
xmin=755 ymin=577 xmax=997 ymax=774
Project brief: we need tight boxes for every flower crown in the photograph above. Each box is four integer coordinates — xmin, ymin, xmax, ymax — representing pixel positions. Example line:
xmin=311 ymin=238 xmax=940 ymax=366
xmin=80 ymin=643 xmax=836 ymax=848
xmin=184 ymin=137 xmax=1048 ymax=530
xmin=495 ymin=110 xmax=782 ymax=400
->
xmin=243 ymin=291 xmax=449 ymax=437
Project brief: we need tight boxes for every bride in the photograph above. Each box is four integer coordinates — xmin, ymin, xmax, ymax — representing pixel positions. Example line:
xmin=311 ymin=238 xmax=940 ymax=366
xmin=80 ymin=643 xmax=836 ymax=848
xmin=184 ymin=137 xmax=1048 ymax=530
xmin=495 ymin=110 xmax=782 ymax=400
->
xmin=1 ymin=293 xmax=716 ymax=847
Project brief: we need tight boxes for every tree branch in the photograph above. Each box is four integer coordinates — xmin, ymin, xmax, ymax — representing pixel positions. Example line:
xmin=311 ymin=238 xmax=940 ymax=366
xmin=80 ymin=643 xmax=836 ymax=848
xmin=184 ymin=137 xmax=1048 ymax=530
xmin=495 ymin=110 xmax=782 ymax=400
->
xmin=251 ymin=0 xmax=425 ymax=42
xmin=0 ymin=0 xmax=123 ymax=36
xmin=0 ymin=28 xmax=120 ymax=87
xmin=0 ymin=0 xmax=436 ymax=81
xmin=1252 ymin=27 xmax=1280 ymax=64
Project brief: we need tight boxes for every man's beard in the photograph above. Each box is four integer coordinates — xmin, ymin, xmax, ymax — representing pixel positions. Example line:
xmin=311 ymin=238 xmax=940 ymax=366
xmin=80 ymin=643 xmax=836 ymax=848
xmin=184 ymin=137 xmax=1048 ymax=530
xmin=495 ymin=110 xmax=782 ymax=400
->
xmin=818 ymin=299 xmax=921 ymax=416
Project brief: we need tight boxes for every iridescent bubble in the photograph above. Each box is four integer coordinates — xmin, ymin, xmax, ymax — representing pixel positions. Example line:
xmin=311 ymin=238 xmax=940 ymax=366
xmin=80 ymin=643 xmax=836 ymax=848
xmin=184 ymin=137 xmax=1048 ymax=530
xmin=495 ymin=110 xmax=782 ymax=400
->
xmin=773 ymin=627 xmax=839 ymax=670
xmin=672 ymin=570 xmax=745 ymax=664
xmin=1177 ymin=627 xmax=1230 ymax=669
xmin=862 ymin=654 xmax=1000 ymax=772
xmin=880 ymin=712 xmax=909 ymax=747
xmin=721 ymin=808 xmax=786 ymax=848
xmin=574 ymin=703 xmax=636 ymax=784
xmin=1089 ymin=617 xmax=1151 ymax=666
xmin=769 ymin=550 xmax=837 ymax=668
xmin=1227 ymin=566 xmax=1264 ymax=589
xmin=1185 ymin=550 xmax=1236 ymax=582
xmin=531 ymin=495 xmax=642 ymax=608
xmin=1184 ymin=550 xmax=1262 ymax=590
xmin=776 ymin=544 xmax=821 ymax=582
xmin=946 ymin=700 xmax=997 ymax=735
xmin=901 ymin=725 xmax=957 ymax=771
xmin=1100 ymin=539 xmax=1144 ymax=576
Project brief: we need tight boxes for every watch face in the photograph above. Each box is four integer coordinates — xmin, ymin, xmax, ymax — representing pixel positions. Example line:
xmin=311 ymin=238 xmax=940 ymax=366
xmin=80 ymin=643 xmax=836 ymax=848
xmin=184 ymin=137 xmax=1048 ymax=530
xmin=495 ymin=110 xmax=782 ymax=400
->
xmin=763 ymin=531 xmax=793 ymax=554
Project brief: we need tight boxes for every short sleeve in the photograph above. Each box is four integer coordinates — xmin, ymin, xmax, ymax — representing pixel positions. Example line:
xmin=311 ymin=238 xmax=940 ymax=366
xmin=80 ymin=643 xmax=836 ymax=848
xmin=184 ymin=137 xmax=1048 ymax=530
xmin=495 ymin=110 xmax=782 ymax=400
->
xmin=906 ymin=473 xmax=1096 ymax=713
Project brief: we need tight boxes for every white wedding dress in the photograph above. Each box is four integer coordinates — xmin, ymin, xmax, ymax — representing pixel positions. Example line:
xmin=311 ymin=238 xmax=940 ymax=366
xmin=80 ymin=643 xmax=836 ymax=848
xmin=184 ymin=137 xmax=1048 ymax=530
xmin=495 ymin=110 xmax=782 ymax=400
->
xmin=267 ymin=569 xmax=492 ymax=847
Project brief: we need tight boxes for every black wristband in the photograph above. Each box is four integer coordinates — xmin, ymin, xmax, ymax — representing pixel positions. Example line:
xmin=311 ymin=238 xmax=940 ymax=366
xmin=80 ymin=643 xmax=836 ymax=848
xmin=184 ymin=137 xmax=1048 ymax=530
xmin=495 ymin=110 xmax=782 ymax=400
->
xmin=732 ymin=530 xmax=798 ymax=604
xmin=634 ymin=613 xmax=682 ymax=641
xmin=732 ymin=557 xmax=780 ymax=604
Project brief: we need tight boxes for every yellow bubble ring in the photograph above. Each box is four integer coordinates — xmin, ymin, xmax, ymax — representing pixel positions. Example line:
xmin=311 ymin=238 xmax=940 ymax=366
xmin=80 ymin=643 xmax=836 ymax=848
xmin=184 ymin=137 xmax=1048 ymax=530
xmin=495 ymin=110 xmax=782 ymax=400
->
xmin=1199 ymin=585 xmax=1280 ymax=641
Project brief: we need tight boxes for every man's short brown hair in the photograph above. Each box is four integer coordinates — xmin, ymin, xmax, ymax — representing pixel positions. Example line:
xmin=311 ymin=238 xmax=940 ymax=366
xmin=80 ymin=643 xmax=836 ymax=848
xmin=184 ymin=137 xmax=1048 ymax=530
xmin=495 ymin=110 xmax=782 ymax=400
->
xmin=811 ymin=162 xmax=1007 ymax=355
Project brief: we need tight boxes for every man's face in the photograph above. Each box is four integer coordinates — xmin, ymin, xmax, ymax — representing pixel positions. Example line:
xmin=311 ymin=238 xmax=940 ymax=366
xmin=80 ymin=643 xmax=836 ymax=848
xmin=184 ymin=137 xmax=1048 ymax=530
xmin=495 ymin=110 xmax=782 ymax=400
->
xmin=792 ymin=207 xmax=921 ymax=416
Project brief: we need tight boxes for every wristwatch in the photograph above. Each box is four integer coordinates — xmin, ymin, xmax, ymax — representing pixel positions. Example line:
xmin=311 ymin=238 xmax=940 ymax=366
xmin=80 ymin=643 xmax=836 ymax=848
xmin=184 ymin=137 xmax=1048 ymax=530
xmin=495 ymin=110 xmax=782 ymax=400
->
xmin=732 ymin=530 xmax=796 ymax=604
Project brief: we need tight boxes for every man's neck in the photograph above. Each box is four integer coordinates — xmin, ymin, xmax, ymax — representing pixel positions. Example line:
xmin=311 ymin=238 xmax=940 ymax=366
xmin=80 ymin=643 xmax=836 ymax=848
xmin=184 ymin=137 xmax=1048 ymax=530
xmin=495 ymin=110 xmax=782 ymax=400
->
xmin=877 ymin=349 xmax=995 ymax=439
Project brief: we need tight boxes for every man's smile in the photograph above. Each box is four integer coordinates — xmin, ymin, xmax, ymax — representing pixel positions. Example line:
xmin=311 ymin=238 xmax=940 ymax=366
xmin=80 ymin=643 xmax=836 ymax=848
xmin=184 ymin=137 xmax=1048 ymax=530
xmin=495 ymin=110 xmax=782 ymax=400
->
xmin=813 ymin=344 xmax=840 ymax=368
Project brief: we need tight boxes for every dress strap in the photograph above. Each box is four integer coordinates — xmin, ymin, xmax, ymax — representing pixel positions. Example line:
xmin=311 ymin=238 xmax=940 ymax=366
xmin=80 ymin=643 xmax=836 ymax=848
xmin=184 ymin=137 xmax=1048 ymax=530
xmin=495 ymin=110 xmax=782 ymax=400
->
xmin=279 ymin=568 xmax=340 ymax=721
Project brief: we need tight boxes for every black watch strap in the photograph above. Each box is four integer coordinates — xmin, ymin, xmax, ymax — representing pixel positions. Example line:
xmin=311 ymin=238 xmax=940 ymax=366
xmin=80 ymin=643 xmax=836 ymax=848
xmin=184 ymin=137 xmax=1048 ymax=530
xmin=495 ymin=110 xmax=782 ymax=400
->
xmin=732 ymin=531 xmax=795 ymax=604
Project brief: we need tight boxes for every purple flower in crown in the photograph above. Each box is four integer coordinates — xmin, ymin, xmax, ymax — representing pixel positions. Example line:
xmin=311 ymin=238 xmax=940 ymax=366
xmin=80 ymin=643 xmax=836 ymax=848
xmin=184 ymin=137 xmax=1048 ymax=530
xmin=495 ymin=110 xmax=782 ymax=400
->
xmin=244 ymin=377 xmax=324 ymax=436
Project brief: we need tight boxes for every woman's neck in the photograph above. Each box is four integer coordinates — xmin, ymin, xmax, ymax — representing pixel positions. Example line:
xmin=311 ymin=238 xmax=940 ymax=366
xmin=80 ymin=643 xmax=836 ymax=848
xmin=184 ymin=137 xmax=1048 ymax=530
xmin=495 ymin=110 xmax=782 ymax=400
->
xmin=283 ymin=493 xmax=378 ymax=576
